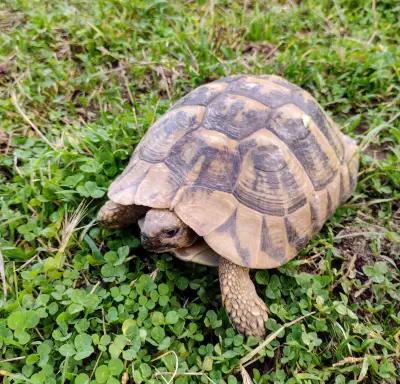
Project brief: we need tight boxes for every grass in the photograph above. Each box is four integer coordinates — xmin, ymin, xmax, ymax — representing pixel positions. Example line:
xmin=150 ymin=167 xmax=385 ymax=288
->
xmin=0 ymin=0 xmax=399 ymax=383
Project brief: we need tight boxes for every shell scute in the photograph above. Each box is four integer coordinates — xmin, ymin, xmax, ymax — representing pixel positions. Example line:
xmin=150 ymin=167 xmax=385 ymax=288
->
xmin=138 ymin=105 xmax=205 ymax=163
xmin=172 ymin=80 xmax=231 ymax=108
xmin=269 ymin=104 xmax=340 ymax=191
xmin=234 ymin=131 xmax=313 ymax=217
xmin=165 ymin=129 xmax=240 ymax=192
xmin=203 ymin=93 xmax=271 ymax=140
xmin=259 ymin=216 xmax=288 ymax=267
xmin=230 ymin=76 xmax=345 ymax=162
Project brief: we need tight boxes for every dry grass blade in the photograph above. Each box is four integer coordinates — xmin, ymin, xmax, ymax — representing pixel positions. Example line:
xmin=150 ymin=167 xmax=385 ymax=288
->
xmin=150 ymin=268 xmax=159 ymax=281
xmin=152 ymin=350 xmax=179 ymax=384
xmin=240 ymin=365 xmax=254 ymax=384
xmin=0 ymin=369 xmax=31 ymax=383
xmin=15 ymin=254 xmax=38 ymax=272
xmin=331 ymin=353 xmax=398 ymax=368
xmin=334 ymin=231 xmax=382 ymax=240
xmin=359 ymin=112 xmax=400 ymax=152
xmin=0 ymin=356 xmax=25 ymax=363
xmin=237 ymin=312 xmax=316 ymax=369
xmin=358 ymin=357 xmax=369 ymax=382
xmin=121 ymin=370 xmax=129 ymax=384
xmin=152 ymin=351 xmax=217 ymax=383
xmin=11 ymin=90 xmax=56 ymax=150
xmin=89 ymin=352 xmax=103 ymax=381
xmin=56 ymin=201 xmax=89 ymax=268
xmin=153 ymin=371 xmax=216 ymax=383
xmin=0 ymin=249 xmax=7 ymax=300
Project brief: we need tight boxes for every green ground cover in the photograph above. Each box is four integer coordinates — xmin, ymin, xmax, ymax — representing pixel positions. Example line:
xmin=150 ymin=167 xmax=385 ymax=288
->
xmin=0 ymin=0 xmax=399 ymax=383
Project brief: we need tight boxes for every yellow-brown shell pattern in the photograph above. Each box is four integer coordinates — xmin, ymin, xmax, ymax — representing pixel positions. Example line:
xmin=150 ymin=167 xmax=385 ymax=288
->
xmin=109 ymin=75 xmax=359 ymax=269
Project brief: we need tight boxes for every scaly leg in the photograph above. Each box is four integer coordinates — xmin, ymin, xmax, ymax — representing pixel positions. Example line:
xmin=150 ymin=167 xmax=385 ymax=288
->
xmin=97 ymin=200 xmax=147 ymax=228
xmin=219 ymin=257 xmax=268 ymax=338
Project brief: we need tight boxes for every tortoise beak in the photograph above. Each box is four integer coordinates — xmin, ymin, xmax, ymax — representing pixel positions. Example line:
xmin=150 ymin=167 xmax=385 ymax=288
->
xmin=141 ymin=234 xmax=173 ymax=253
xmin=141 ymin=234 xmax=152 ymax=249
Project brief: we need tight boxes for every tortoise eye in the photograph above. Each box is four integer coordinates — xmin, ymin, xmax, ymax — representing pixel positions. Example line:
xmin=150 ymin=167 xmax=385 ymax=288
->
xmin=164 ymin=228 xmax=179 ymax=238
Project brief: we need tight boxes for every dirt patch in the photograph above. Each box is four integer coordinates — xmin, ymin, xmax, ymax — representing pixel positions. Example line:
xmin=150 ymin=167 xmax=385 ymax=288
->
xmin=334 ymin=225 xmax=400 ymax=302
xmin=337 ymin=225 xmax=399 ymax=268
xmin=335 ymin=227 xmax=376 ymax=279
xmin=114 ymin=61 xmax=188 ymax=101
xmin=53 ymin=29 xmax=72 ymax=60
xmin=0 ymin=10 xmax=25 ymax=32
xmin=68 ymin=90 xmax=98 ymax=123
xmin=393 ymin=207 xmax=400 ymax=232
xmin=240 ymin=42 xmax=278 ymax=66
xmin=354 ymin=120 xmax=369 ymax=135
xmin=298 ymin=252 xmax=325 ymax=274
xmin=0 ymin=62 xmax=10 ymax=75
xmin=0 ymin=129 xmax=12 ymax=181
xmin=364 ymin=142 xmax=391 ymax=161
xmin=0 ymin=129 xmax=10 ymax=154
xmin=242 ymin=42 xmax=277 ymax=57
xmin=154 ymin=65 xmax=183 ymax=99
xmin=0 ymin=55 xmax=16 ymax=85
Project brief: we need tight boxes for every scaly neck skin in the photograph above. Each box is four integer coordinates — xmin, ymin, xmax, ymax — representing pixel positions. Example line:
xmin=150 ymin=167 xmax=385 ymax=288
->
xmin=219 ymin=257 xmax=268 ymax=338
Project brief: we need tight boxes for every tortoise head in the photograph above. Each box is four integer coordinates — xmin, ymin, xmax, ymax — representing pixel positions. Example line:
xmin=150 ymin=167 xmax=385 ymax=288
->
xmin=140 ymin=209 xmax=198 ymax=252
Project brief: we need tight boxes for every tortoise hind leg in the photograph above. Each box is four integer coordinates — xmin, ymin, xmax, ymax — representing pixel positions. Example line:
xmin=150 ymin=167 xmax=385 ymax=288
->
xmin=219 ymin=257 xmax=268 ymax=338
xmin=97 ymin=200 xmax=148 ymax=228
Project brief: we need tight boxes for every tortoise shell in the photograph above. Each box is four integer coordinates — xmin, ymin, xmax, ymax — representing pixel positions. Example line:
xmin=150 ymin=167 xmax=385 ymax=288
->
xmin=108 ymin=75 xmax=359 ymax=269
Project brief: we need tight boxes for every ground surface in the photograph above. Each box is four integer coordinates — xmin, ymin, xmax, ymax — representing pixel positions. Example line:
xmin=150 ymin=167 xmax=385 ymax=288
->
xmin=0 ymin=1 xmax=399 ymax=383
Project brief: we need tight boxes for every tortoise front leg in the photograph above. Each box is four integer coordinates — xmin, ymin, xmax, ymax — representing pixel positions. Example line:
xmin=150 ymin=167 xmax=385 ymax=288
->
xmin=97 ymin=200 xmax=147 ymax=228
xmin=219 ymin=257 xmax=268 ymax=338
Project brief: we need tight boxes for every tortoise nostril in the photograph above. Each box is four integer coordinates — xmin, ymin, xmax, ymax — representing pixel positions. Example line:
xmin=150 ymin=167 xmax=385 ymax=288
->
xmin=141 ymin=234 xmax=150 ymax=242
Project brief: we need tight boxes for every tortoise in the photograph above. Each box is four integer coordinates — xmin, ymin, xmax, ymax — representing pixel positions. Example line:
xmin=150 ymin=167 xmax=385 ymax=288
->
xmin=98 ymin=75 xmax=359 ymax=338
